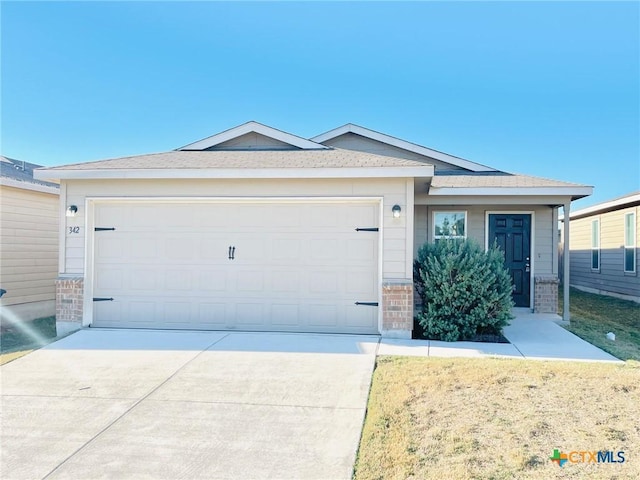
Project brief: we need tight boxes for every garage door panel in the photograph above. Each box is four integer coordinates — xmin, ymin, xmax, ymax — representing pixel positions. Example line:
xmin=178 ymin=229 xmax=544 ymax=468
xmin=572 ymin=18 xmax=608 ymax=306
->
xmin=199 ymin=270 xmax=228 ymax=291
xmin=271 ymin=270 xmax=301 ymax=293
xmin=346 ymin=269 xmax=377 ymax=295
xmin=93 ymin=201 xmax=380 ymax=334
xmin=345 ymin=305 xmax=376 ymax=329
xmin=347 ymin=238 xmax=376 ymax=261
xmin=308 ymin=304 xmax=338 ymax=327
xmin=270 ymin=304 xmax=300 ymax=326
xmin=235 ymin=303 xmax=265 ymax=326
xmin=198 ymin=303 xmax=227 ymax=326
xmin=165 ymin=269 xmax=193 ymax=290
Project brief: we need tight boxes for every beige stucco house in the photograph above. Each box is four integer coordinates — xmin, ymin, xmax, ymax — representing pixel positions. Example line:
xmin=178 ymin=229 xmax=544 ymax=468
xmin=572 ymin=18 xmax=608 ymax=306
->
xmin=35 ymin=122 xmax=592 ymax=338
xmin=1 ymin=156 xmax=59 ymax=323
xmin=561 ymin=192 xmax=639 ymax=302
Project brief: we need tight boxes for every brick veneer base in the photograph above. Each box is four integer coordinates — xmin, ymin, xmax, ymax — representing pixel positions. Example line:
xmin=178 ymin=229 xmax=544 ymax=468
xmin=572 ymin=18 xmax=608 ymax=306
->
xmin=534 ymin=275 xmax=559 ymax=314
xmin=56 ymin=277 xmax=84 ymax=324
xmin=382 ymin=280 xmax=413 ymax=338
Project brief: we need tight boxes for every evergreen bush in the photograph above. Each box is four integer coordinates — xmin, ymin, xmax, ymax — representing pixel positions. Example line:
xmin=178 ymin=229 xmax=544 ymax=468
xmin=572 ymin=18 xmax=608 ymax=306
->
xmin=414 ymin=238 xmax=514 ymax=341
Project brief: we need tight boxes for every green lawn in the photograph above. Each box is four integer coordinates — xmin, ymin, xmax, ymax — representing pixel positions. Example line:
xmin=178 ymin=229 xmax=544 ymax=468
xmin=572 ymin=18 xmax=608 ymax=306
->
xmin=0 ymin=316 xmax=57 ymax=364
xmin=559 ymin=287 xmax=640 ymax=362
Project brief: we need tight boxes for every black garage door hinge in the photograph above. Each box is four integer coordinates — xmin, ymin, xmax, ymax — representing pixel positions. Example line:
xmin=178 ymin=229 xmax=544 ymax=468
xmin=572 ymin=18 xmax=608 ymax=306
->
xmin=93 ymin=297 xmax=114 ymax=302
xmin=355 ymin=227 xmax=379 ymax=232
xmin=355 ymin=301 xmax=379 ymax=307
xmin=95 ymin=227 xmax=116 ymax=231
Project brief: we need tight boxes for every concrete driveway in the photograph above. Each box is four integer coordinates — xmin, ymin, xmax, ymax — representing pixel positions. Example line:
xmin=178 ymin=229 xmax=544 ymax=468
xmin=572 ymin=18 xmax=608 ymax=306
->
xmin=1 ymin=329 xmax=379 ymax=480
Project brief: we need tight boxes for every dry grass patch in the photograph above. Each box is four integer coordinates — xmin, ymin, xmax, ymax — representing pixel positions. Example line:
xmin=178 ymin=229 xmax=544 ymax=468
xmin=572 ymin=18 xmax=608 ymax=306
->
xmin=355 ymin=356 xmax=640 ymax=480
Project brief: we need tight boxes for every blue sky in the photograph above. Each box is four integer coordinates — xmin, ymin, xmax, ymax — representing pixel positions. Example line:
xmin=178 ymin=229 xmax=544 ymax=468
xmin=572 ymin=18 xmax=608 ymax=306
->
xmin=2 ymin=1 xmax=638 ymax=209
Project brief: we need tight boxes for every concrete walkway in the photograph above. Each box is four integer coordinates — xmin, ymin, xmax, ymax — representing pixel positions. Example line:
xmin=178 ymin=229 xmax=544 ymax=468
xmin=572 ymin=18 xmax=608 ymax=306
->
xmin=1 ymin=330 xmax=378 ymax=480
xmin=379 ymin=310 xmax=623 ymax=363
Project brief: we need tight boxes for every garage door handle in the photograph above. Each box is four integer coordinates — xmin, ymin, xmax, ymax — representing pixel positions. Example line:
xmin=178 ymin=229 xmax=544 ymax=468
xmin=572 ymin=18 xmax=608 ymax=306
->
xmin=228 ymin=246 xmax=236 ymax=260
xmin=355 ymin=302 xmax=379 ymax=307
xmin=93 ymin=297 xmax=114 ymax=302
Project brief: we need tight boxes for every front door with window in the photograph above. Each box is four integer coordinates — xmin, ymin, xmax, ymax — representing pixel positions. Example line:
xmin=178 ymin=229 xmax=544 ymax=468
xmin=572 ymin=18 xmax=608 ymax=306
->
xmin=488 ymin=214 xmax=531 ymax=307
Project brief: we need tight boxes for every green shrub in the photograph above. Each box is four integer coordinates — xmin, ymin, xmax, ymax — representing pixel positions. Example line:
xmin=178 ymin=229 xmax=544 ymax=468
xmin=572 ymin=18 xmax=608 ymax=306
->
xmin=414 ymin=239 xmax=514 ymax=341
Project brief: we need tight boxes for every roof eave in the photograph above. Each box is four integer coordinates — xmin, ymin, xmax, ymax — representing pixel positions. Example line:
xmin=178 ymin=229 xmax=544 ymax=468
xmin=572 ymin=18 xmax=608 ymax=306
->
xmin=34 ymin=166 xmax=435 ymax=181
xmin=566 ymin=192 xmax=640 ymax=219
xmin=0 ymin=176 xmax=60 ymax=195
xmin=429 ymin=186 xmax=594 ymax=200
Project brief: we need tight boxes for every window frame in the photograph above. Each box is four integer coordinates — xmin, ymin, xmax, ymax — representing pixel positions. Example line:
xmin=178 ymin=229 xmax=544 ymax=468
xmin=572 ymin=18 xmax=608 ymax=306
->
xmin=591 ymin=218 xmax=600 ymax=271
xmin=624 ymin=212 xmax=636 ymax=273
xmin=433 ymin=211 xmax=468 ymax=241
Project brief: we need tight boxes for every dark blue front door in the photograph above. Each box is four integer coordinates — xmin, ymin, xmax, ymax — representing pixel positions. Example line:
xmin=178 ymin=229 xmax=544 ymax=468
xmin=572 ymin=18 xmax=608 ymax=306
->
xmin=488 ymin=214 xmax=531 ymax=307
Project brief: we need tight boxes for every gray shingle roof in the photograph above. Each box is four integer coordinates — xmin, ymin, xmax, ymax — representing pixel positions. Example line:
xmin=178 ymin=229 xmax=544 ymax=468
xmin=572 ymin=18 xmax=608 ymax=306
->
xmin=1 ymin=156 xmax=59 ymax=188
xmin=40 ymin=148 xmax=431 ymax=171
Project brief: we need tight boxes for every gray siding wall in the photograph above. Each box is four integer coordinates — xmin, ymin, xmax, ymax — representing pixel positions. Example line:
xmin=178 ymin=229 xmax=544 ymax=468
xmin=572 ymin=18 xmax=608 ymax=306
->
xmin=322 ymin=133 xmax=465 ymax=171
xmin=414 ymin=205 xmax=555 ymax=276
xmin=209 ymin=132 xmax=296 ymax=150
xmin=568 ymin=205 xmax=640 ymax=298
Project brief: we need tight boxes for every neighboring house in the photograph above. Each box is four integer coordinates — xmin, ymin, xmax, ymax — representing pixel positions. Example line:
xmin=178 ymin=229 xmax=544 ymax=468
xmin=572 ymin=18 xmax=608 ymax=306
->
xmin=0 ymin=156 xmax=60 ymax=324
xmin=561 ymin=192 xmax=639 ymax=302
xmin=35 ymin=122 xmax=592 ymax=338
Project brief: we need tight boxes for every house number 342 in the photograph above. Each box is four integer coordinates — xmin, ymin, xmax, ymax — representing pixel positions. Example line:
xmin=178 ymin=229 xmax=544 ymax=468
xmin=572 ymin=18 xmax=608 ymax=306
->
xmin=68 ymin=226 xmax=80 ymax=234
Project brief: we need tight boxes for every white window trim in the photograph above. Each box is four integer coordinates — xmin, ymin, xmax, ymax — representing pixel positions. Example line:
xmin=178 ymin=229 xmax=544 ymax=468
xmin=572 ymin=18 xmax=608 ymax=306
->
xmin=624 ymin=212 xmax=636 ymax=273
xmin=432 ymin=210 xmax=468 ymax=240
xmin=591 ymin=218 xmax=600 ymax=272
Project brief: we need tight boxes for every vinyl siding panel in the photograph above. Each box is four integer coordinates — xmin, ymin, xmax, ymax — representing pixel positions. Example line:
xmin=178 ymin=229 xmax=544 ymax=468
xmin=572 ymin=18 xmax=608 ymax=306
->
xmin=62 ymin=178 xmax=411 ymax=280
xmin=0 ymin=185 xmax=59 ymax=306
xmin=568 ymin=205 xmax=640 ymax=298
xmin=321 ymin=133 xmax=465 ymax=171
xmin=210 ymin=132 xmax=296 ymax=150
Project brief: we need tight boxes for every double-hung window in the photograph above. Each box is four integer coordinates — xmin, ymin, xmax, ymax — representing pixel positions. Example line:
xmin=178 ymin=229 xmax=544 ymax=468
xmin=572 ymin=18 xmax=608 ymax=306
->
xmin=624 ymin=212 xmax=636 ymax=273
xmin=591 ymin=219 xmax=600 ymax=271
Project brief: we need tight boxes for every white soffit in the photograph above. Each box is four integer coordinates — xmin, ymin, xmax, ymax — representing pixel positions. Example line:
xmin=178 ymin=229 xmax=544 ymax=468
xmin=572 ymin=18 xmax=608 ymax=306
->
xmin=178 ymin=121 xmax=329 ymax=151
xmin=312 ymin=123 xmax=496 ymax=172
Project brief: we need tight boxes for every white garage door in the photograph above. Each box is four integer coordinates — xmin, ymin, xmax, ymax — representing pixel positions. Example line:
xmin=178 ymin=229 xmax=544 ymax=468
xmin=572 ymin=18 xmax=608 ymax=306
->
xmin=91 ymin=200 xmax=380 ymax=334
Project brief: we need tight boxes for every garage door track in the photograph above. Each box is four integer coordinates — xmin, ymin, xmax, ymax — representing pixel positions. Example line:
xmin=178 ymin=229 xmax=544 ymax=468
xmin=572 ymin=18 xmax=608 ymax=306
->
xmin=1 ymin=329 xmax=379 ymax=480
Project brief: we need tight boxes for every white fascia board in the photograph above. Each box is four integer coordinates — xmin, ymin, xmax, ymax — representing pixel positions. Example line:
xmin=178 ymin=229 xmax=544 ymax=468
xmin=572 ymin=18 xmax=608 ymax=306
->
xmin=0 ymin=176 xmax=60 ymax=195
xmin=429 ymin=185 xmax=593 ymax=199
xmin=178 ymin=121 xmax=329 ymax=151
xmin=34 ymin=165 xmax=435 ymax=180
xmin=312 ymin=124 xmax=496 ymax=172
xmin=567 ymin=192 xmax=640 ymax=219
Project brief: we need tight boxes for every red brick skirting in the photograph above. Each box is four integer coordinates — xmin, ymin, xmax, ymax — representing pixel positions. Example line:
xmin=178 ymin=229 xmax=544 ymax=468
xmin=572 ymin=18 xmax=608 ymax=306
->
xmin=56 ymin=277 xmax=84 ymax=323
xmin=382 ymin=281 xmax=413 ymax=337
xmin=534 ymin=275 xmax=559 ymax=314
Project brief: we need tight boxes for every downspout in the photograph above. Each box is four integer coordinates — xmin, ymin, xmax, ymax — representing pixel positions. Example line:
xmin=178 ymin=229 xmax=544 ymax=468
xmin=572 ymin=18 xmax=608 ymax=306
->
xmin=563 ymin=200 xmax=571 ymax=322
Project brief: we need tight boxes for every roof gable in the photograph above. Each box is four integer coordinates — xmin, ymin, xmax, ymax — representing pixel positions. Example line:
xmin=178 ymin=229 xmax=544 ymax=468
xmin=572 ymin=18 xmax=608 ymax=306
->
xmin=312 ymin=124 xmax=496 ymax=172
xmin=179 ymin=121 xmax=329 ymax=151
